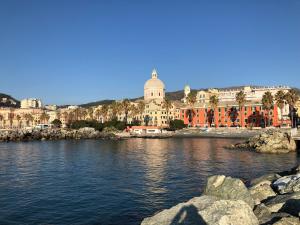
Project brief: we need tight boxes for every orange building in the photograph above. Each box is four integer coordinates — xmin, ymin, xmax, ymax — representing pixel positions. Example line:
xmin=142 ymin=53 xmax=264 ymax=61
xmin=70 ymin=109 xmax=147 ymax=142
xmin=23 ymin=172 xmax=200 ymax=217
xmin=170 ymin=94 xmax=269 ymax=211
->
xmin=180 ymin=102 xmax=290 ymax=128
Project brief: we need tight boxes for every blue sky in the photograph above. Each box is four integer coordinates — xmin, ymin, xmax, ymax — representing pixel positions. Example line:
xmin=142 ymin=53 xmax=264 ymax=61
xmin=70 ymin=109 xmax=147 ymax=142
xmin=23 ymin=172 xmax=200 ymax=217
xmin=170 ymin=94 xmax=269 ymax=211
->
xmin=0 ymin=0 xmax=299 ymax=105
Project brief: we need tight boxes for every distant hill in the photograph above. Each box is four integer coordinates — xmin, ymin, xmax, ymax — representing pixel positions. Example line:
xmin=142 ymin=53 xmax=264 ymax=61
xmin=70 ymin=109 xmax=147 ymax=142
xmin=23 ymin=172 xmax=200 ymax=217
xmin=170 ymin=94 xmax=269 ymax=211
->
xmin=0 ymin=93 xmax=20 ymax=108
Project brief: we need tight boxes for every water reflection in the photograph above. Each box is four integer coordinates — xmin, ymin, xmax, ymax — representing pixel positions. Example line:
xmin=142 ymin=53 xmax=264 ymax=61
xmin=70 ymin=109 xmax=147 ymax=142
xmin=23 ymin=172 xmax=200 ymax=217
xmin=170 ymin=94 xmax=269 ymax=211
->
xmin=0 ymin=138 xmax=299 ymax=225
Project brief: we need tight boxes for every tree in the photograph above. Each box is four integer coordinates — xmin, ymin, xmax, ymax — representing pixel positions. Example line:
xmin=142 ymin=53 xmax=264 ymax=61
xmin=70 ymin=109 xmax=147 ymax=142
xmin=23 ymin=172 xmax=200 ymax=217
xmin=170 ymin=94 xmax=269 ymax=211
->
xmin=121 ymin=99 xmax=131 ymax=124
xmin=285 ymin=89 xmax=299 ymax=128
xmin=81 ymin=109 xmax=88 ymax=120
xmin=109 ymin=101 xmax=122 ymax=120
xmin=8 ymin=112 xmax=14 ymax=128
xmin=186 ymin=91 xmax=197 ymax=126
xmin=262 ymin=91 xmax=274 ymax=127
xmin=0 ymin=114 xmax=3 ymax=129
xmin=62 ymin=111 xmax=69 ymax=124
xmin=275 ymin=90 xmax=286 ymax=126
xmin=100 ymin=104 xmax=109 ymax=122
xmin=94 ymin=108 xmax=101 ymax=122
xmin=51 ymin=119 xmax=62 ymax=128
xmin=137 ymin=101 xmax=145 ymax=123
xmin=169 ymin=119 xmax=186 ymax=130
xmin=16 ymin=115 xmax=22 ymax=128
xmin=39 ymin=112 xmax=50 ymax=124
xmin=144 ymin=115 xmax=150 ymax=126
xmin=235 ymin=91 xmax=246 ymax=127
xmin=209 ymin=95 xmax=219 ymax=127
xmin=162 ymin=98 xmax=172 ymax=125
xmin=87 ymin=107 xmax=94 ymax=120
xmin=129 ymin=105 xmax=140 ymax=123
xmin=24 ymin=113 xmax=34 ymax=127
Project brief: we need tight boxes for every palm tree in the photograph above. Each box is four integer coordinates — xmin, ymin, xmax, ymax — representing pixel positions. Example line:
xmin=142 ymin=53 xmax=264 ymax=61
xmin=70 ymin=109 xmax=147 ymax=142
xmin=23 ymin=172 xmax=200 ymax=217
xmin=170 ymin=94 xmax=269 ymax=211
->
xmin=81 ymin=109 xmax=88 ymax=120
xmin=209 ymin=95 xmax=219 ymax=127
xmin=73 ymin=108 xmax=81 ymax=121
xmin=236 ymin=91 xmax=246 ymax=127
xmin=0 ymin=114 xmax=3 ymax=129
xmin=137 ymin=101 xmax=145 ymax=123
xmin=8 ymin=112 xmax=14 ymax=129
xmin=94 ymin=108 xmax=101 ymax=122
xmin=285 ymin=89 xmax=299 ymax=128
xmin=186 ymin=91 xmax=197 ymax=126
xmin=275 ymin=90 xmax=286 ymax=126
xmin=100 ymin=104 xmax=109 ymax=122
xmin=87 ymin=107 xmax=94 ymax=120
xmin=110 ymin=101 xmax=122 ymax=120
xmin=39 ymin=112 xmax=50 ymax=124
xmin=121 ymin=99 xmax=131 ymax=124
xmin=62 ymin=111 xmax=69 ymax=124
xmin=162 ymin=98 xmax=172 ymax=125
xmin=16 ymin=115 xmax=22 ymax=128
xmin=129 ymin=105 xmax=140 ymax=123
xmin=262 ymin=91 xmax=274 ymax=127
xmin=24 ymin=113 xmax=34 ymax=127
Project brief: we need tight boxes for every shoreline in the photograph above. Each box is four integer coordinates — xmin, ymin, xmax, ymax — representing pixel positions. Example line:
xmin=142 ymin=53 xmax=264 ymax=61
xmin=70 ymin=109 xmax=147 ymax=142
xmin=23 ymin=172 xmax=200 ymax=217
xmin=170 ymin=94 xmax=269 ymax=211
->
xmin=0 ymin=127 xmax=265 ymax=142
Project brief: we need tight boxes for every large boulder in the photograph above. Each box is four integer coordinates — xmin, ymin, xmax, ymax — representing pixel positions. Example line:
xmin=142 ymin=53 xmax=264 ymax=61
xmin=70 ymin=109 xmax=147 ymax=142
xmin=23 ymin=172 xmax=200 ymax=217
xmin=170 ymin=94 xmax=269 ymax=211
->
xmin=141 ymin=196 xmax=259 ymax=225
xmin=273 ymin=174 xmax=300 ymax=194
xmin=263 ymin=192 xmax=300 ymax=213
xmin=249 ymin=180 xmax=276 ymax=205
xmin=250 ymin=173 xmax=281 ymax=186
xmin=273 ymin=216 xmax=300 ymax=225
xmin=203 ymin=175 xmax=255 ymax=208
xmin=229 ymin=130 xmax=297 ymax=153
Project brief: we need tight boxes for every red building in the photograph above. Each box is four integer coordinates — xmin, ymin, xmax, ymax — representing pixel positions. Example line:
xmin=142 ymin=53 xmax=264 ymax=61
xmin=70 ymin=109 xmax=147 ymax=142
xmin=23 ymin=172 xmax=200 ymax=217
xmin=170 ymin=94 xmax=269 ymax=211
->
xmin=180 ymin=102 xmax=290 ymax=128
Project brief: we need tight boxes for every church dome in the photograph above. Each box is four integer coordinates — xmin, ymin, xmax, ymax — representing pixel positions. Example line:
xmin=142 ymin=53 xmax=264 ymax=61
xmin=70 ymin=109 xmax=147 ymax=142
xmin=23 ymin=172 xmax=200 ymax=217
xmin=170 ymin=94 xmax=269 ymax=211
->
xmin=144 ymin=69 xmax=165 ymax=90
xmin=144 ymin=69 xmax=165 ymax=101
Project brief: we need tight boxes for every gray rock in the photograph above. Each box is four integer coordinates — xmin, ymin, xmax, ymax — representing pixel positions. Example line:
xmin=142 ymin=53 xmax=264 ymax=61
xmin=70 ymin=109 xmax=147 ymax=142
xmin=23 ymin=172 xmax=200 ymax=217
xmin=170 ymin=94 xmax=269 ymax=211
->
xmin=273 ymin=174 xmax=300 ymax=194
xmin=141 ymin=196 xmax=259 ymax=225
xmin=141 ymin=195 xmax=218 ymax=225
xmin=253 ymin=203 xmax=272 ymax=224
xmin=264 ymin=192 xmax=300 ymax=213
xmin=250 ymin=174 xmax=282 ymax=186
xmin=230 ymin=130 xmax=297 ymax=153
xmin=250 ymin=180 xmax=277 ymax=205
xmin=273 ymin=217 xmax=300 ymax=225
xmin=203 ymin=175 xmax=255 ymax=208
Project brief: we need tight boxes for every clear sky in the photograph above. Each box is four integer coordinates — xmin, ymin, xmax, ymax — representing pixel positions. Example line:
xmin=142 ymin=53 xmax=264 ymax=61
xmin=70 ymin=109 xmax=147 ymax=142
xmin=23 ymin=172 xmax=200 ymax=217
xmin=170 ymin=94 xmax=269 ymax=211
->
xmin=0 ymin=0 xmax=299 ymax=105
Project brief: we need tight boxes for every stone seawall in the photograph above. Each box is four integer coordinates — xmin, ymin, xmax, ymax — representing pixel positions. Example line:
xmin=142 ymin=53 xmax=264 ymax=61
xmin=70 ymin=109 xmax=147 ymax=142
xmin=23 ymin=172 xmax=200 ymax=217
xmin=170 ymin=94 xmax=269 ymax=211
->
xmin=141 ymin=165 xmax=300 ymax=225
xmin=0 ymin=127 xmax=118 ymax=142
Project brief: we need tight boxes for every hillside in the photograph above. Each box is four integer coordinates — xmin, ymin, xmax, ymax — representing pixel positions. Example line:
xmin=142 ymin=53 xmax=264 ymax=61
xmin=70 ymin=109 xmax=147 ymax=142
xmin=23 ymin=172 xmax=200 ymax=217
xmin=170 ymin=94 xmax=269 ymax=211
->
xmin=0 ymin=93 xmax=20 ymax=108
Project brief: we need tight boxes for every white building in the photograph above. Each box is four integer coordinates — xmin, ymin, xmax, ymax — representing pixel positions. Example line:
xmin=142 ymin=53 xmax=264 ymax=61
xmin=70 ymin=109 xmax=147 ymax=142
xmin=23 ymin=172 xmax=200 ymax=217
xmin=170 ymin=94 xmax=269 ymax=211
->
xmin=20 ymin=98 xmax=43 ymax=109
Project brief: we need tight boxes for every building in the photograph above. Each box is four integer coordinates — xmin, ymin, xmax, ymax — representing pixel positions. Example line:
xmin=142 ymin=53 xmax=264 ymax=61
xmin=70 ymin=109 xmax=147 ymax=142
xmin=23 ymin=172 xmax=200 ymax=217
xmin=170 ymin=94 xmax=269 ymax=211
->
xmin=21 ymin=98 xmax=43 ymax=109
xmin=0 ymin=108 xmax=45 ymax=129
xmin=181 ymin=85 xmax=292 ymax=128
xmin=142 ymin=69 xmax=177 ymax=127
xmin=144 ymin=69 xmax=165 ymax=101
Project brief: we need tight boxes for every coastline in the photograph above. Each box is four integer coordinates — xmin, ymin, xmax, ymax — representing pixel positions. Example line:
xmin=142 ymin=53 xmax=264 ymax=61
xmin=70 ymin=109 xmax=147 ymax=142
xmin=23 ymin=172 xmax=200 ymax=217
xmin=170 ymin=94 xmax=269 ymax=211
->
xmin=0 ymin=127 xmax=265 ymax=142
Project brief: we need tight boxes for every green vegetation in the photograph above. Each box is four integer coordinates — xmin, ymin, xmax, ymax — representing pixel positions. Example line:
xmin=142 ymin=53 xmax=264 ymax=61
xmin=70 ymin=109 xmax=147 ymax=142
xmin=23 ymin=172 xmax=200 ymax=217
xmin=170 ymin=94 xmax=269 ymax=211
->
xmin=169 ymin=119 xmax=186 ymax=130
xmin=51 ymin=119 xmax=62 ymax=128
xmin=69 ymin=119 xmax=127 ymax=131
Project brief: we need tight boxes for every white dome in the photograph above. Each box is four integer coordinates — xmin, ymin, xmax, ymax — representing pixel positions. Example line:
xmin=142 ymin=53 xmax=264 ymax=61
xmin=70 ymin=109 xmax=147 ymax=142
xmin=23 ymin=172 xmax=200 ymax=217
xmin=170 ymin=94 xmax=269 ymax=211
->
xmin=144 ymin=69 xmax=165 ymax=101
xmin=144 ymin=78 xmax=165 ymax=90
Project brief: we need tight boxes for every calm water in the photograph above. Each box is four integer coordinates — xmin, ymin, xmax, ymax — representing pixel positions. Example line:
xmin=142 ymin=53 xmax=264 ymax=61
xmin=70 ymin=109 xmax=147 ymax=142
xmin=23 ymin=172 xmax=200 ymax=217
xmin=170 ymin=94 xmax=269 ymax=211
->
xmin=0 ymin=138 xmax=299 ymax=225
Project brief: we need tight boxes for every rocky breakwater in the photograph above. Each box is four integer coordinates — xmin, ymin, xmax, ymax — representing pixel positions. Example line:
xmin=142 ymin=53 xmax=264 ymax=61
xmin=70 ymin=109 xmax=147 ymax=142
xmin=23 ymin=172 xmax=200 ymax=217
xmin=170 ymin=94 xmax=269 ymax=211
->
xmin=0 ymin=127 xmax=117 ymax=142
xmin=228 ymin=129 xmax=297 ymax=153
xmin=141 ymin=165 xmax=300 ymax=225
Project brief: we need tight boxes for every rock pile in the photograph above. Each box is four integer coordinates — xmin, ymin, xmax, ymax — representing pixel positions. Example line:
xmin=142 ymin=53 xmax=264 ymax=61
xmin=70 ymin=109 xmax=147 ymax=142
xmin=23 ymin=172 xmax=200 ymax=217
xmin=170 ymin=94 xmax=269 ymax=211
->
xmin=0 ymin=127 xmax=117 ymax=142
xmin=228 ymin=129 xmax=297 ymax=153
xmin=141 ymin=165 xmax=300 ymax=225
